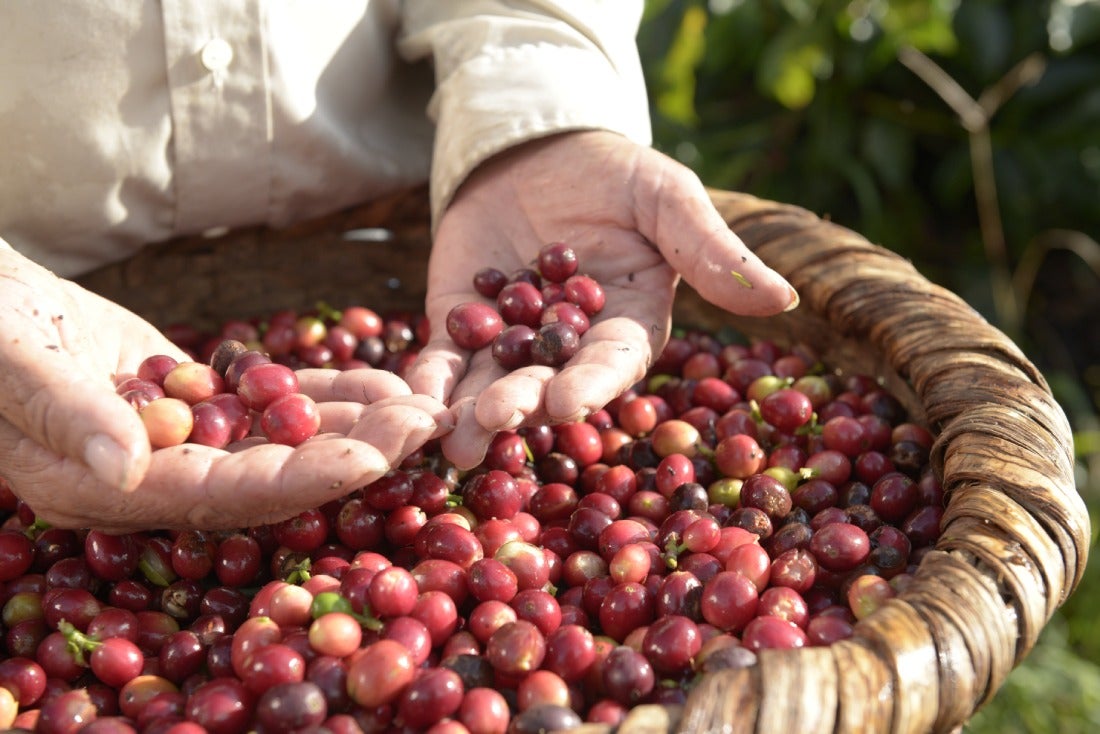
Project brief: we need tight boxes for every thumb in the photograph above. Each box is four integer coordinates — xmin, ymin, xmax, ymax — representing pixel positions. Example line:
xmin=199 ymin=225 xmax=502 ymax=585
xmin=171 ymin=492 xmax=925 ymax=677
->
xmin=644 ymin=171 xmax=799 ymax=317
xmin=0 ymin=358 xmax=153 ymax=492
xmin=0 ymin=285 xmax=154 ymax=492
xmin=0 ymin=249 xmax=161 ymax=492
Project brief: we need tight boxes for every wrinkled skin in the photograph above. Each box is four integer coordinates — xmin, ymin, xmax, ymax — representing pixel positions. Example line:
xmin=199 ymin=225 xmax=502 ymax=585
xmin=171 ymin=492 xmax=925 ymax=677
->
xmin=406 ymin=130 xmax=797 ymax=468
xmin=0 ymin=249 xmax=451 ymax=531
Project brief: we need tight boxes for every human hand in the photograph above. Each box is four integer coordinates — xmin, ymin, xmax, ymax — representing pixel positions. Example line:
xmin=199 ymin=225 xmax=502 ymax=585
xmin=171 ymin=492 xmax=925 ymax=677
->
xmin=0 ymin=249 xmax=451 ymax=530
xmin=405 ymin=130 xmax=798 ymax=468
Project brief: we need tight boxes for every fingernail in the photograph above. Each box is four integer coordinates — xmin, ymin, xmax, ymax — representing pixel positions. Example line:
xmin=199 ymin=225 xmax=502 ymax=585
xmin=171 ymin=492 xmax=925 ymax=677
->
xmin=502 ymin=410 xmax=526 ymax=431
xmin=555 ymin=407 xmax=590 ymax=425
xmin=84 ymin=434 xmax=130 ymax=490
xmin=783 ymin=286 xmax=801 ymax=313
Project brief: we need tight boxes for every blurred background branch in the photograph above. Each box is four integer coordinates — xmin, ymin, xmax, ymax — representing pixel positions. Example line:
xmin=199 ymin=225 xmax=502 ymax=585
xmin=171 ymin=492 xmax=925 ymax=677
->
xmin=899 ymin=45 xmax=1046 ymax=337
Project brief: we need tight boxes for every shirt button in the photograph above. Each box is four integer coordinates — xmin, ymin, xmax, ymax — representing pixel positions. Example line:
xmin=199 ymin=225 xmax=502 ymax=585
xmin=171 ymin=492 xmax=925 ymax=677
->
xmin=200 ymin=38 xmax=234 ymax=74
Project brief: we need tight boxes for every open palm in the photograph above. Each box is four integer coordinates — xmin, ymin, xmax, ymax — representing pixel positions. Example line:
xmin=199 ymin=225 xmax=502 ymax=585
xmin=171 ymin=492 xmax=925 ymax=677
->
xmin=405 ymin=131 xmax=796 ymax=468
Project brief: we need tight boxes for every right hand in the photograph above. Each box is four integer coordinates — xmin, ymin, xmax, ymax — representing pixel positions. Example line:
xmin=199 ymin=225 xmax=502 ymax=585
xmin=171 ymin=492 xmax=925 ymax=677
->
xmin=0 ymin=247 xmax=451 ymax=531
xmin=405 ymin=131 xmax=797 ymax=469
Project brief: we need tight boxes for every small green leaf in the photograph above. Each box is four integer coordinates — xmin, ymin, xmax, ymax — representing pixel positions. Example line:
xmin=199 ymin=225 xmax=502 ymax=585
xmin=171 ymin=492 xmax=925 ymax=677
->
xmin=731 ymin=270 xmax=754 ymax=288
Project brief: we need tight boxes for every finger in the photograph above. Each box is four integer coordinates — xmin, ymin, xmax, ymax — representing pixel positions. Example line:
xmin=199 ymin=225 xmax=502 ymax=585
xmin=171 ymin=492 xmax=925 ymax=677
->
xmin=139 ymin=440 xmax=386 ymax=529
xmin=296 ymin=368 xmax=412 ymax=403
xmin=346 ymin=401 xmax=451 ymax=465
xmin=440 ymin=327 xmax=550 ymax=465
xmin=472 ymin=291 xmax=661 ymax=429
xmin=104 ymin=396 xmax=445 ymax=528
xmin=440 ymin=339 xmax=511 ymax=403
xmin=439 ymin=398 xmax=496 ymax=470
xmin=0 ymin=353 xmax=151 ymax=493
xmin=0 ymin=416 xmax=98 ymax=527
xmin=471 ymin=365 xmax=554 ymax=431
xmin=0 ymin=423 xmax=390 ymax=531
xmin=135 ymin=438 xmax=392 ymax=528
xmin=404 ymin=280 xmax=487 ymax=402
xmin=543 ymin=323 xmax=654 ymax=423
xmin=444 ymin=344 xmax=526 ymax=431
xmin=403 ymin=338 xmax=468 ymax=403
xmin=225 ymin=431 xmax=390 ymax=450
xmin=318 ymin=394 xmax=454 ymax=443
xmin=1 ymin=392 xmax=445 ymax=532
xmin=317 ymin=403 xmax=368 ymax=434
xmin=644 ymin=168 xmax=798 ymax=316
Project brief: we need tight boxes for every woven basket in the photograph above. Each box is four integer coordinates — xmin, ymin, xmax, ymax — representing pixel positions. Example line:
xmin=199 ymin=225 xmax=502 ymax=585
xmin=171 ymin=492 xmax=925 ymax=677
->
xmin=77 ymin=187 xmax=1091 ymax=734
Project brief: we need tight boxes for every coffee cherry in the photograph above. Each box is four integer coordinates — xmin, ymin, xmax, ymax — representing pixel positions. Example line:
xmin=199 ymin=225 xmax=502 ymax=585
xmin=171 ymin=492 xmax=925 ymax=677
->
xmin=601 ymin=645 xmax=654 ymax=706
xmin=209 ymin=339 xmax=250 ymax=377
xmin=741 ymin=615 xmax=808 ymax=650
xmin=759 ymin=387 xmax=814 ymax=432
xmin=136 ymin=354 xmax=179 ymax=386
xmin=563 ymin=274 xmax=606 ymax=316
xmin=140 ymin=397 xmax=194 ymax=449
xmin=223 ymin=349 xmax=272 ymax=392
xmin=491 ymin=324 xmax=537 ymax=370
xmin=237 ymin=362 xmax=299 ymax=411
xmin=540 ymin=301 xmax=590 ymax=336
xmin=497 ymin=282 xmax=544 ymax=328
xmin=810 ymin=523 xmax=871 ymax=572
xmin=162 ymin=362 xmax=225 ymax=405
xmin=470 ymin=267 xmax=508 ymax=299
xmin=536 ymin=242 xmax=580 ymax=283
xmin=446 ymin=302 xmax=505 ymax=351
xmin=260 ymin=393 xmax=321 ymax=446
xmin=715 ymin=434 xmax=766 ymax=478
xmin=530 ymin=322 xmax=580 ymax=367
xmin=486 ymin=619 xmax=546 ymax=675
xmin=188 ymin=400 xmax=234 ymax=449
xmin=346 ymin=639 xmax=416 ymax=708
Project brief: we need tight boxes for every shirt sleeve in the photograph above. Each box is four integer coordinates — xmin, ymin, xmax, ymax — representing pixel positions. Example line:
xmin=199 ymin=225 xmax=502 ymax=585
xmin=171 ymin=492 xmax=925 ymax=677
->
xmin=396 ymin=1 xmax=652 ymax=225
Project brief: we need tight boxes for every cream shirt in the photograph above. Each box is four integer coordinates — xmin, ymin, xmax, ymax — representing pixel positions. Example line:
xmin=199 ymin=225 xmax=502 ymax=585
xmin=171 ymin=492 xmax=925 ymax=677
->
xmin=0 ymin=1 xmax=651 ymax=277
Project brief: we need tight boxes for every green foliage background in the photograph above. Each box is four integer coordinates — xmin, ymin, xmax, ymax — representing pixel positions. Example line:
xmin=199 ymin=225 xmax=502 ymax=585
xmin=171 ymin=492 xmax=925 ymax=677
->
xmin=637 ymin=1 xmax=1100 ymax=730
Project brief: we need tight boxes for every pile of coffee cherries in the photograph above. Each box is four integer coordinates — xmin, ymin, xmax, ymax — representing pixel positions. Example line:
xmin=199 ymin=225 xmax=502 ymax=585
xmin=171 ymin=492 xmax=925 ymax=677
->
xmin=115 ymin=341 xmax=323 ymax=450
xmin=446 ymin=242 xmax=605 ymax=368
xmin=0 ymin=257 xmax=945 ymax=732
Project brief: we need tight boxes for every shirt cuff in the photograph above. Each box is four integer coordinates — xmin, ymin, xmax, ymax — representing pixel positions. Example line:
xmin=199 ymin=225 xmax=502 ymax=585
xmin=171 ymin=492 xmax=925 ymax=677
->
xmin=426 ymin=41 xmax=652 ymax=225
xmin=398 ymin=0 xmax=653 ymax=227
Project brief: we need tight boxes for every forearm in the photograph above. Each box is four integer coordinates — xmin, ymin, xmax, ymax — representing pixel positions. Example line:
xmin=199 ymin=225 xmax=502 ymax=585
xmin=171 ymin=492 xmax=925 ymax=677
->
xmin=397 ymin=1 xmax=651 ymax=224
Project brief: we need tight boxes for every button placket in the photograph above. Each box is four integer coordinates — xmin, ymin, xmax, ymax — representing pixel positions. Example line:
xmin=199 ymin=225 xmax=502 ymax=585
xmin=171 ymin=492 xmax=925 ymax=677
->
xmin=161 ymin=0 xmax=272 ymax=234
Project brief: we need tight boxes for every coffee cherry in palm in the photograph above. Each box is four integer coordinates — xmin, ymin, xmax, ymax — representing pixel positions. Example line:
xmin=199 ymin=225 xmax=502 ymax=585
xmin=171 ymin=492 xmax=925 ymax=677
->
xmin=260 ymin=394 xmax=321 ymax=447
xmin=445 ymin=302 xmax=505 ymax=351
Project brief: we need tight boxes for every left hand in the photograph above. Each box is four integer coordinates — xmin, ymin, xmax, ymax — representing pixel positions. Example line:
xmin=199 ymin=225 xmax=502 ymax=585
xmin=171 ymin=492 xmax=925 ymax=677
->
xmin=0 ymin=247 xmax=452 ymax=530
xmin=405 ymin=130 xmax=798 ymax=468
